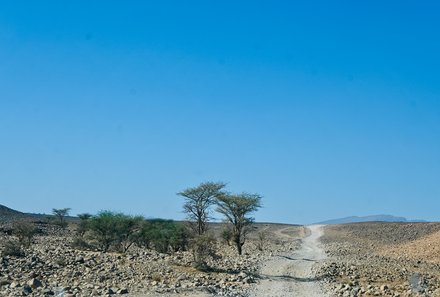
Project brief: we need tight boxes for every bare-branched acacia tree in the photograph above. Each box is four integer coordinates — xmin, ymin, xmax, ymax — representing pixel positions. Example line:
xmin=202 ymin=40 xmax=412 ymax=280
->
xmin=178 ymin=181 xmax=226 ymax=236
xmin=52 ymin=208 xmax=71 ymax=228
xmin=216 ymin=192 xmax=262 ymax=255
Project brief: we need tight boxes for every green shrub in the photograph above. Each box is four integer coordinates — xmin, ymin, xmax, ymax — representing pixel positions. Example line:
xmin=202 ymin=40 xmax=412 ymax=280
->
xmin=138 ymin=219 xmax=189 ymax=253
xmin=221 ymin=228 xmax=233 ymax=246
xmin=76 ymin=213 xmax=92 ymax=237
xmin=191 ymin=234 xmax=216 ymax=271
xmin=169 ymin=224 xmax=190 ymax=252
xmin=72 ymin=211 xmax=188 ymax=254
xmin=13 ymin=220 xmax=37 ymax=248
xmin=85 ymin=211 xmax=143 ymax=252
xmin=1 ymin=240 xmax=25 ymax=257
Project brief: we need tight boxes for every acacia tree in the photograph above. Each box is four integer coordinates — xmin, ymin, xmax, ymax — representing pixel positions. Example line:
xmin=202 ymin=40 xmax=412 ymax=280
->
xmin=216 ymin=192 xmax=262 ymax=255
xmin=113 ymin=214 xmax=144 ymax=253
xmin=52 ymin=208 xmax=71 ymax=228
xmin=178 ymin=181 xmax=225 ymax=236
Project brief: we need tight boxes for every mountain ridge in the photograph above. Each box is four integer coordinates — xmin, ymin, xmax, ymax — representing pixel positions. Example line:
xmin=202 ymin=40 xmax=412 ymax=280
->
xmin=317 ymin=214 xmax=426 ymax=225
xmin=0 ymin=204 xmax=23 ymax=215
xmin=0 ymin=203 xmax=26 ymax=222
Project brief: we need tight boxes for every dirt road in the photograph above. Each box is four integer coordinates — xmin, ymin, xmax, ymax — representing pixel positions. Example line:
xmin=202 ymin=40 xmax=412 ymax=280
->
xmin=250 ymin=225 xmax=328 ymax=297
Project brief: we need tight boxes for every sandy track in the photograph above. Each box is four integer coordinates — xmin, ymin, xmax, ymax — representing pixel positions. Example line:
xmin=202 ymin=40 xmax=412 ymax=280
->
xmin=250 ymin=225 xmax=328 ymax=297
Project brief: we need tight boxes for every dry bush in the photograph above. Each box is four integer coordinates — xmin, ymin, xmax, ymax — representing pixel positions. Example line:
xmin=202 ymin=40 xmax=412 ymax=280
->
xmin=1 ymin=239 xmax=25 ymax=257
xmin=191 ymin=234 xmax=216 ymax=271
xmin=13 ymin=220 xmax=37 ymax=248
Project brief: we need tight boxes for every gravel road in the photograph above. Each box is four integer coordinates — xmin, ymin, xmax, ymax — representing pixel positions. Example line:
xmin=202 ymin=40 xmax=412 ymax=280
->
xmin=250 ymin=225 xmax=328 ymax=297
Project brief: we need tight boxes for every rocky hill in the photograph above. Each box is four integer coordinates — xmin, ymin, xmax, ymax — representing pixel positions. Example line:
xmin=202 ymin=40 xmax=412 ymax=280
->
xmin=319 ymin=222 xmax=440 ymax=296
xmin=0 ymin=204 xmax=79 ymax=225
xmin=0 ymin=204 xmax=25 ymax=222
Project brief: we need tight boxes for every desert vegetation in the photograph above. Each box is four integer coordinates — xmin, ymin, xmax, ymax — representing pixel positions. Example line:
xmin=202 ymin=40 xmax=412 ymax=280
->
xmin=216 ymin=193 xmax=262 ymax=256
xmin=52 ymin=208 xmax=71 ymax=229
xmin=0 ymin=182 xmax=303 ymax=297
xmin=178 ymin=182 xmax=262 ymax=268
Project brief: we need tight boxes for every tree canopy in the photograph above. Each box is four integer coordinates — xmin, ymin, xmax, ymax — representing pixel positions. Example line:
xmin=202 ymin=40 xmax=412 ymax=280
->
xmin=216 ymin=192 xmax=262 ymax=255
xmin=178 ymin=181 xmax=226 ymax=235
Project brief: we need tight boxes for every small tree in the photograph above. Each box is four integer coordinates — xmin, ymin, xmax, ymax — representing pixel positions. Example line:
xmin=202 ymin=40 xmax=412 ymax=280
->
xmin=190 ymin=234 xmax=216 ymax=271
xmin=113 ymin=214 xmax=144 ymax=253
xmin=52 ymin=208 xmax=71 ymax=228
xmin=221 ymin=227 xmax=233 ymax=246
xmin=216 ymin=193 xmax=262 ymax=255
xmin=88 ymin=211 xmax=121 ymax=252
xmin=137 ymin=219 xmax=189 ymax=253
xmin=13 ymin=220 xmax=37 ymax=248
xmin=71 ymin=213 xmax=93 ymax=250
xmin=256 ymin=230 xmax=268 ymax=251
xmin=178 ymin=181 xmax=225 ymax=236
xmin=87 ymin=211 xmax=142 ymax=253
xmin=169 ymin=223 xmax=191 ymax=252
xmin=76 ymin=213 xmax=92 ymax=237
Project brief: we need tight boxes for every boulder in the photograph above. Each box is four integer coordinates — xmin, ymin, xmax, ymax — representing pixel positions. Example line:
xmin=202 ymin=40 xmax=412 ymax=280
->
xmin=27 ymin=278 xmax=42 ymax=289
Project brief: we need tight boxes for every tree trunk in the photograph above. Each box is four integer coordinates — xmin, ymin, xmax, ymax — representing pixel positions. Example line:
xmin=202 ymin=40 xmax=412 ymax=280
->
xmin=234 ymin=235 xmax=242 ymax=255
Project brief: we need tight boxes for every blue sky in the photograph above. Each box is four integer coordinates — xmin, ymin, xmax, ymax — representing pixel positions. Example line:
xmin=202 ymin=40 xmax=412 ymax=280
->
xmin=1 ymin=1 xmax=439 ymax=224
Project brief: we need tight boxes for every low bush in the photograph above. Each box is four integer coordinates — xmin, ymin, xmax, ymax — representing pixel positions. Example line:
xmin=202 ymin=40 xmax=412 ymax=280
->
xmin=137 ymin=219 xmax=190 ymax=253
xmin=1 ymin=240 xmax=25 ymax=257
xmin=72 ymin=211 xmax=189 ymax=254
xmin=83 ymin=211 xmax=142 ymax=252
xmin=71 ymin=236 xmax=92 ymax=250
xmin=13 ymin=220 xmax=37 ymax=248
xmin=256 ymin=230 xmax=268 ymax=251
xmin=191 ymin=234 xmax=216 ymax=271
xmin=76 ymin=213 xmax=92 ymax=237
xmin=221 ymin=228 xmax=233 ymax=246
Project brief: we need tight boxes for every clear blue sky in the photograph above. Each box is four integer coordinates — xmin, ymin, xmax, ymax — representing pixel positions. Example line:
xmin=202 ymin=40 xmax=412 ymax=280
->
xmin=1 ymin=1 xmax=439 ymax=224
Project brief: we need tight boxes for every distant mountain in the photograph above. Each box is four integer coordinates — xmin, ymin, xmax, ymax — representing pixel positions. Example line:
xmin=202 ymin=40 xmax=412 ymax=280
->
xmin=0 ymin=204 xmax=56 ymax=223
xmin=317 ymin=214 xmax=426 ymax=225
xmin=0 ymin=204 xmax=26 ymax=222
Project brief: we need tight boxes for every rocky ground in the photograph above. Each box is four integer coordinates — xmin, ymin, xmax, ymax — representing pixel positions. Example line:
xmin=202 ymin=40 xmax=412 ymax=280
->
xmin=5 ymin=204 xmax=440 ymax=297
xmin=318 ymin=222 xmax=440 ymax=297
xmin=0 ymin=222 xmax=303 ymax=297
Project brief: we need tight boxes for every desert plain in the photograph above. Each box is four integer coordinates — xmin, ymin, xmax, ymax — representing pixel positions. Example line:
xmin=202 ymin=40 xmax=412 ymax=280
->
xmin=1 ymin=205 xmax=440 ymax=297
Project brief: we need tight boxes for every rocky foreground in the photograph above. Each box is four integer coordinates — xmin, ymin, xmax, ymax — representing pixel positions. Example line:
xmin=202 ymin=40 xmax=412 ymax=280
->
xmin=0 ymin=222 xmax=302 ymax=297
xmin=5 ymin=215 xmax=440 ymax=297
xmin=318 ymin=222 xmax=440 ymax=297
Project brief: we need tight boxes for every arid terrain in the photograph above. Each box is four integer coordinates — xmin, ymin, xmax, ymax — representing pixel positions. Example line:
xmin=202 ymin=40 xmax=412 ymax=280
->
xmin=319 ymin=222 xmax=440 ymax=297
xmin=0 ymin=205 xmax=304 ymax=297
xmin=2 ymin=204 xmax=440 ymax=297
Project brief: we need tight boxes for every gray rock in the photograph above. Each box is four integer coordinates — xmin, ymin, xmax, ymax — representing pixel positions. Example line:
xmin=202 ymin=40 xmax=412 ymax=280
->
xmin=22 ymin=285 xmax=33 ymax=295
xmin=106 ymin=287 xmax=115 ymax=295
xmin=117 ymin=288 xmax=129 ymax=294
xmin=0 ymin=278 xmax=10 ymax=286
xmin=42 ymin=288 xmax=55 ymax=295
xmin=27 ymin=278 xmax=42 ymax=289
xmin=10 ymin=281 xmax=19 ymax=288
xmin=351 ymin=286 xmax=360 ymax=297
